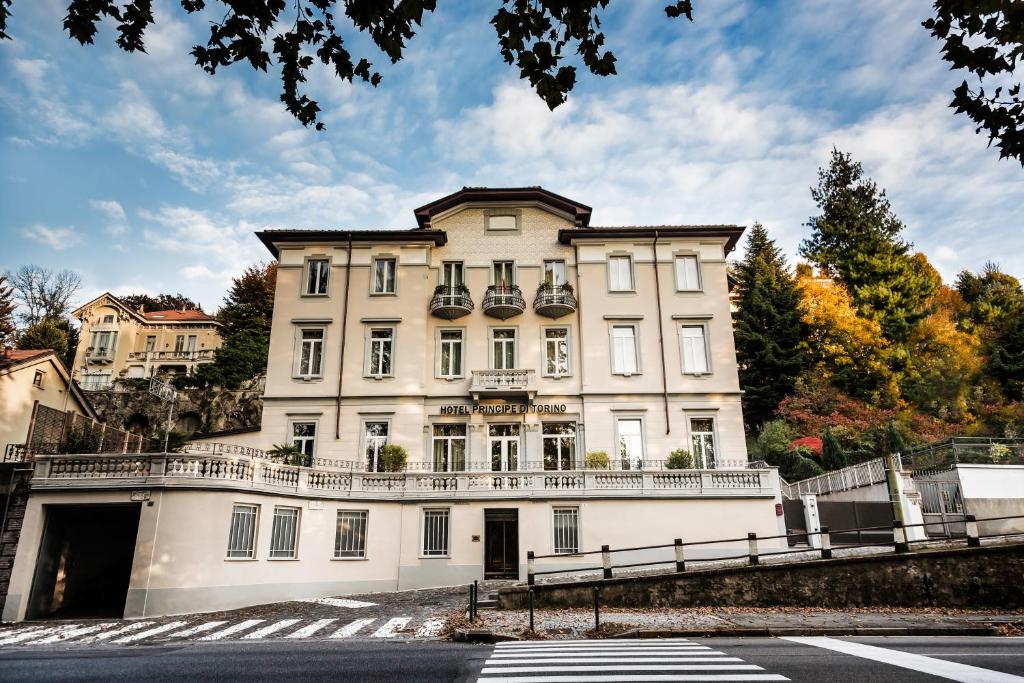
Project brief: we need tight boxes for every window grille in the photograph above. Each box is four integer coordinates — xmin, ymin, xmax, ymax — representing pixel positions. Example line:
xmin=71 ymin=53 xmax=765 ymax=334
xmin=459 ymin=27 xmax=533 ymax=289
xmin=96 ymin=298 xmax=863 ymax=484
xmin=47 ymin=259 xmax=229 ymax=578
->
xmin=422 ymin=509 xmax=450 ymax=556
xmin=552 ymin=507 xmax=579 ymax=554
xmin=269 ymin=506 xmax=300 ymax=558
xmin=227 ymin=503 xmax=258 ymax=558
xmin=335 ymin=510 xmax=368 ymax=558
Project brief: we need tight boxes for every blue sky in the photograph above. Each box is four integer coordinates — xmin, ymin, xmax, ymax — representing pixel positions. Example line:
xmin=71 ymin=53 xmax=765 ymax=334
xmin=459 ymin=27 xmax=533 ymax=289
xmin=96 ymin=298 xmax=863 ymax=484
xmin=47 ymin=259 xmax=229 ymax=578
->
xmin=2 ymin=0 xmax=1022 ymax=312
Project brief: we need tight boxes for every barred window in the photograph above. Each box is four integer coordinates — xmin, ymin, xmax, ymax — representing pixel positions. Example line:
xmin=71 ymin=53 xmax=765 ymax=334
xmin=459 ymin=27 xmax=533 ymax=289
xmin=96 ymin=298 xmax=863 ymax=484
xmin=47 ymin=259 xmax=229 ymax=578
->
xmin=227 ymin=503 xmax=259 ymax=558
xmin=422 ymin=508 xmax=450 ymax=557
xmin=552 ymin=507 xmax=579 ymax=555
xmin=335 ymin=510 xmax=368 ymax=558
xmin=269 ymin=506 xmax=300 ymax=559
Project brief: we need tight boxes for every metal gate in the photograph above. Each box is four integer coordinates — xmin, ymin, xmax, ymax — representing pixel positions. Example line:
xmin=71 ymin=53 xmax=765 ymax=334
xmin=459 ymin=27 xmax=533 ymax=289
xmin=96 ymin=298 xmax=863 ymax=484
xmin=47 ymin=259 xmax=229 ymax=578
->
xmin=918 ymin=480 xmax=966 ymax=538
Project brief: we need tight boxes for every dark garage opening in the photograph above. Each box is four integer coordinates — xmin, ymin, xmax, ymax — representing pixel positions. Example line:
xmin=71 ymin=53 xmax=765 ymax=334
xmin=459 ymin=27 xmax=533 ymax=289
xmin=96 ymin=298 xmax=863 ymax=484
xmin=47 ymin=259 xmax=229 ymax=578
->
xmin=27 ymin=504 xmax=141 ymax=620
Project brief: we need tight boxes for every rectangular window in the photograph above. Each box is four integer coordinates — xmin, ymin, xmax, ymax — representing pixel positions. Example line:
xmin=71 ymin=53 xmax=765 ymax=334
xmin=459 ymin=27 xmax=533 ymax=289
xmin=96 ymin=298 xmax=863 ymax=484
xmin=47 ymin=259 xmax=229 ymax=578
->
xmin=368 ymin=327 xmax=394 ymax=376
xmin=90 ymin=330 xmax=117 ymax=357
xmin=187 ymin=335 xmax=197 ymax=353
xmin=298 ymin=328 xmax=324 ymax=377
xmin=439 ymin=329 xmax=464 ymax=378
xmin=552 ymin=507 xmax=580 ymax=554
xmin=492 ymin=328 xmax=516 ymax=370
xmin=422 ymin=509 xmax=450 ymax=557
xmin=291 ymin=422 xmax=316 ymax=465
xmin=492 ymin=261 xmax=515 ymax=286
xmin=544 ymin=328 xmax=570 ymax=377
xmin=680 ymin=325 xmax=710 ymax=374
xmin=675 ymin=255 xmax=701 ymax=291
xmin=102 ymin=314 xmax=115 ymax=324
xmin=542 ymin=423 xmax=577 ymax=471
xmin=488 ymin=423 xmax=520 ymax=472
xmin=608 ymin=255 xmax=633 ymax=291
xmin=306 ymin=258 xmax=329 ymax=295
xmin=543 ymin=260 xmax=566 ymax=286
xmin=226 ymin=503 xmax=258 ymax=559
xmin=335 ymin=510 xmax=368 ymax=558
xmin=617 ymin=418 xmax=645 ymax=470
xmin=373 ymin=258 xmax=397 ymax=294
xmin=145 ymin=336 xmax=156 ymax=352
xmin=174 ymin=335 xmax=185 ymax=353
xmin=269 ymin=506 xmax=300 ymax=559
xmin=441 ymin=262 xmax=464 ymax=287
xmin=611 ymin=325 xmax=639 ymax=374
xmin=432 ymin=424 xmax=467 ymax=472
xmin=82 ymin=371 xmax=111 ymax=390
xmin=691 ymin=417 xmax=717 ymax=469
xmin=364 ymin=421 xmax=389 ymax=472
xmin=32 ymin=370 xmax=44 ymax=388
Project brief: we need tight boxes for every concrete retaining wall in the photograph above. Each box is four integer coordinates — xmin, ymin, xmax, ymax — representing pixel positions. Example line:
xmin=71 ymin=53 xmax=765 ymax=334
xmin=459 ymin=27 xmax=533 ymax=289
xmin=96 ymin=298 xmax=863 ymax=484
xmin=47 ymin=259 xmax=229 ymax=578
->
xmin=499 ymin=543 xmax=1024 ymax=610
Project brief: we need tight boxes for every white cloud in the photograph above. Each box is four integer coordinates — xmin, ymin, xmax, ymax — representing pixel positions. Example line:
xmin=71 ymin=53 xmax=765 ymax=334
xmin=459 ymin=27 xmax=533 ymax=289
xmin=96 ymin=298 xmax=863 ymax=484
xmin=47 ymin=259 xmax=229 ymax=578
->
xmin=22 ymin=224 xmax=82 ymax=250
xmin=89 ymin=199 xmax=129 ymax=235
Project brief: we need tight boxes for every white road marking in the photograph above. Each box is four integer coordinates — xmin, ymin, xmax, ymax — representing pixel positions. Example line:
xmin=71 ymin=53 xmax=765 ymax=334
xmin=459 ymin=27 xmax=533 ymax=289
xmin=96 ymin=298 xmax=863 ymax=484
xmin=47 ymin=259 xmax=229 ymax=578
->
xmin=287 ymin=618 xmax=337 ymax=639
xmin=0 ymin=626 xmax=52 ymax=645
xmin=482 ymin=666 xmax=765 ymax=673
xmin=475 ymin=676 xmax=787 ymax=682
xmin=78 ymin=621 xmax=156 ymax=643
xmin=782 ymin=637 xmax=1024 ymax=683
xmin=372 ymin=617 xmax=411 ymax=638
xmin=415 ymin=618 xmax=446 ymax=638
xmin=488 ymin=658 xmax=745 ymax=664
xmin=498 ymin=641 xmax=702 ymax=647
xmin=330 ymin=618 xmax=376 ymax=638
xmin=493 ymin=649 xmax=718 ymax=655
xmin=113 ymin=621 xmax=189 ymax=644
xmin=242 ymin=619 xmax=302 ymax=640
xmin=163 ymin=621 xmax=229 ymax=639
xmin=30 ymin=623 xmax=117 ymax=644
xmin=300 ymin=597 xmax=377 ymax=608
xmin=198 ymin=619 xmax=265 ymax=641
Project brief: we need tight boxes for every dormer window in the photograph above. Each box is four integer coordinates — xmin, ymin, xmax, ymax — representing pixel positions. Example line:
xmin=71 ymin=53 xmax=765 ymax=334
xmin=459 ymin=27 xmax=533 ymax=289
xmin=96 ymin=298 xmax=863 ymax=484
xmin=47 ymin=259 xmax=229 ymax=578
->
xmin=102 ymin=315 xmax=115 ymax=324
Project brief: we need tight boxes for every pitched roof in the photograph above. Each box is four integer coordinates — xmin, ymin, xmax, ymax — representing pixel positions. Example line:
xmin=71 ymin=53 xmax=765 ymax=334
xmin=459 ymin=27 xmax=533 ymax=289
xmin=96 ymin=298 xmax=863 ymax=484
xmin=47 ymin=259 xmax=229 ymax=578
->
xmin=413 ymin=186 xmax=593 ymax=228
xmin=0 ymin=348 xmax=98 ymax=418
xmin=143 ymin=309 xmax=217 ymax=322
xmin=558 ymin=224 xmax=746 ymax=253
xmin=0 ymin=349 xmax=51 ymax=366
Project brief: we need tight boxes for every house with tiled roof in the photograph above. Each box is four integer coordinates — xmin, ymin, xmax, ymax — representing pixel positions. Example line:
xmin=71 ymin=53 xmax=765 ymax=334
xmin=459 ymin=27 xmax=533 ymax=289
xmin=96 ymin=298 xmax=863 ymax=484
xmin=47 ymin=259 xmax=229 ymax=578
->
xmin=70 ymin=293 xmax=223 ymax=389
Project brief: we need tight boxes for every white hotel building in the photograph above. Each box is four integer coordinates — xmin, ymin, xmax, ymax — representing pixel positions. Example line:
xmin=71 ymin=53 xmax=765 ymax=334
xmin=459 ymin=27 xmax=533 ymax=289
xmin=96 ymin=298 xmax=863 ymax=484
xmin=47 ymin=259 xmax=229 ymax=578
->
xmin=4 ymin=187 xmax=785 ymax=622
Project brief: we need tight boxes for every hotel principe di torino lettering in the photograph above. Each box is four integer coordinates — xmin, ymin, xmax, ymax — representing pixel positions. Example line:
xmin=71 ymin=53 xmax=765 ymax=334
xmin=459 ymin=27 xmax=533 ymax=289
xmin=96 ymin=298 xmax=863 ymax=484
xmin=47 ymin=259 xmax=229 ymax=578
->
xmin=4 ymin=187 xmax=788 ymax=623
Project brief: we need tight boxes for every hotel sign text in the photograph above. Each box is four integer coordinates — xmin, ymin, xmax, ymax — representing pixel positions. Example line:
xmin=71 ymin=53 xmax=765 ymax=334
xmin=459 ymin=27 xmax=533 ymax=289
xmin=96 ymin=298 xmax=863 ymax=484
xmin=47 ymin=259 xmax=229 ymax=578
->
xmin=439 ymin=403 xmax=567 ymax=415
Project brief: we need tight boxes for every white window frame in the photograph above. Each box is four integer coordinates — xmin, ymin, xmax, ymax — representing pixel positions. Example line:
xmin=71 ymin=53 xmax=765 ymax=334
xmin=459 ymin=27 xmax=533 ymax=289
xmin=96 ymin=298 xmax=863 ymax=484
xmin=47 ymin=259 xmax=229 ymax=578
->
xmin=365 ymin=325 xmax=395 ymax=378
xmin=335 ymin=510 xmax=369 ymax=559
xmin=673 ymin=253 xmax=703 ymax=292
xmin=304 ymin=256 xmax=331 ymax=296
xmin=81 ymin=370 xmax=112 ymax=390
xmin=441 ymin=261 xmax=465 ymax=287
xmin=174 ymin=335 xmax=185 ymax=353
xmin=542 ymin=326 xmax=571 ymax=378
xmin=689 ymin=415 xmax=719 ymax=469
xmin=552 ymin=506 xmax=580 ymax=555
xmin=490 ymin=327 xmax=518 ymax=370
xmin=371 ymin=256 xmax=398 ymax=295
xmin=226 ymin=503 xmax=259 ymax=559
xmin=362 ymin=419 xmax=390 ymax=472
xmin=607 ymin=254 xmax=635 ymax=292
xmin=437 ymin=328 xmax=465 ymax=379
xmin=145 ymin=335 xmax=156 ymax=352
xmin=432 ymin=423 xmax=468 ymax=472
xmin=543 ymin=260 xmax=567 ymax=286
xmin=678 ymin=322 xmax=711 ymax=375
xmin=491 ymin=260 xmax=516 ymax=286
xmin=102 ymin=314 xmax=115 ymax=324
xmin=542 ymin=422 xmax=577 ymax=471
xmin=268 ymin=506 xmax=300 ymax=559
xmin=187 ymin=335 xmax=198 ymax=353
xmin=294 ymin=326 xmax=326 ymax=379
xmin=289 ymin=420 xmax=317 ymax=463
xmin=609 ymin=323 xmax=640 ymax=376
xmin=421 ymin=508 xmax=451 ymax=558
xmin=616 ymin=416 xmax=647 ymax=470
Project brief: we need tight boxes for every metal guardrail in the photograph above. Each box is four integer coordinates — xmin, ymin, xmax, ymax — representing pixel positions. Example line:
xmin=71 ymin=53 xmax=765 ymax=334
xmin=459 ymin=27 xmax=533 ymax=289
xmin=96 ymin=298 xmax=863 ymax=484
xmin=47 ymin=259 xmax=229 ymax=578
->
xmin=781 ymin=456 xmax=900 ymax=499
xmin=902 ymin=438 xmax=1024 ymax=471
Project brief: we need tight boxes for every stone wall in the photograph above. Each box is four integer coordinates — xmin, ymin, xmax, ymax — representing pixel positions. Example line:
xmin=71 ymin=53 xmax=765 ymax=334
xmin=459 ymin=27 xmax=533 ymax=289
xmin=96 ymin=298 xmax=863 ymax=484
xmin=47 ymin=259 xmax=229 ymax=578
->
xmin=0 ymin=466 xmax=32 ymax=617
xmin=85 ymin=388 xmax=263 ymax=441
xmin=499 ymin=543 xmax=1024 ymax=610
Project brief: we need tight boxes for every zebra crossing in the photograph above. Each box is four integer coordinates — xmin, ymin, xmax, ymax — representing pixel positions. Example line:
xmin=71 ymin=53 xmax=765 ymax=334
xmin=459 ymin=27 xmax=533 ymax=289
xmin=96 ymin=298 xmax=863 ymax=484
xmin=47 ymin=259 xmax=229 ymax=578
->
xmin=477 ymin=639 xmax=790 ymax=682
xmin=0 ymin=614 xmax=447 ymax=647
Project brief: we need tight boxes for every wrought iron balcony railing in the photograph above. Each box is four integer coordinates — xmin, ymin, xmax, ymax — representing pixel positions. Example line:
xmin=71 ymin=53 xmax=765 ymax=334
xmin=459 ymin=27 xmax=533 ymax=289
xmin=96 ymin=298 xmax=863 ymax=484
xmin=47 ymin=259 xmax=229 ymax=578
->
xmin=533 ymin=283 xmax=578 ymax=318
xmin=429 ymin=285 xmax=474 ymax=319
xmin=482 ymin=284 xmax=526 ymax=319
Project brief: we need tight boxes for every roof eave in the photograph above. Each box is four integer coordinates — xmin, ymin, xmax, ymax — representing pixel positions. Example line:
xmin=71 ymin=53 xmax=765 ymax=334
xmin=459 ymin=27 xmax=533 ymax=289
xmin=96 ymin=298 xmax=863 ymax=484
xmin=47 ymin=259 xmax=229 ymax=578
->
xmin=558 ymin=226 xmax=745 ymax=253
xmin=256 ymin=229 xmax=448 ymax=258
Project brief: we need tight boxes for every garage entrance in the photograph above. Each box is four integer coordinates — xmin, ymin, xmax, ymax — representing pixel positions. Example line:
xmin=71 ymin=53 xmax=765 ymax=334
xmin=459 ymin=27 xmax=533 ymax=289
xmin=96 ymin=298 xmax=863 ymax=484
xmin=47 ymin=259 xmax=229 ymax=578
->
xmin=27 ymin=504 xmax=141 ymax=620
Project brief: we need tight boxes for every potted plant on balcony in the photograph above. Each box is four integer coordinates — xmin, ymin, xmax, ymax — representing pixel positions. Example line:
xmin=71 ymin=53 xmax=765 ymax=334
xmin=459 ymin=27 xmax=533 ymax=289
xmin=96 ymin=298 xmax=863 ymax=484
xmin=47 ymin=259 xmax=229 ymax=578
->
xmin=269 ymin=443 xmax=305 ymax=466
xmin=666 ymin=448 xmax=694 ymax=470
xmin=380 ymin=444 xmax=408 ymax=472
xmin=584 ymin=450 xmax=610 ymax=470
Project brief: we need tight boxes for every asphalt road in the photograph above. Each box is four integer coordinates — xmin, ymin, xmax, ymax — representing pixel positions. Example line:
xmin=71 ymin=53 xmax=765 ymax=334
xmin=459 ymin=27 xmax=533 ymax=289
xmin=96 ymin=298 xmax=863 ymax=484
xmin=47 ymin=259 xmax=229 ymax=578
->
xmin=0 ymin=637 xmax=1021 ymax=682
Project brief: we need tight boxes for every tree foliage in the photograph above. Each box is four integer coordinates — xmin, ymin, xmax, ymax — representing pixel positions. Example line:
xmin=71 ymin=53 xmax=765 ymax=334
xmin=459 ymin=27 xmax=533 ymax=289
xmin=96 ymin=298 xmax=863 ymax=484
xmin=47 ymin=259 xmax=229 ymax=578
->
xmin=218 ymin=262 xmax=277 ymax=337
xmin=924 ymin=1 xmax=1024 ymax=165
xmin=119 ymin=292 xmax=199 ymax=312
xmin=989 ymin=304 xmax=1024 ymax=401
xmin=16 ymin=318 xmax=70 ymax=360
xmin=0 ymin=275 xmax=15 ymax=347
xmin=5 ymin=265 xmax=82 ymax=327
xmin=0 ymin=1 xmax=693 ymax=129
xmin=733 ymin=223 xmax=805 ymax=432
xmin=821 ymin=427 xmax=847 ymax=471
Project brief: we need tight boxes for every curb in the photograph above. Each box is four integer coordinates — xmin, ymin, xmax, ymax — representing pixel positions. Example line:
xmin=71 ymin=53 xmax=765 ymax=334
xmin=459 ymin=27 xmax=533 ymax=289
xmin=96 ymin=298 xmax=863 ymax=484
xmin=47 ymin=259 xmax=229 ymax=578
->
xmin=453 ymin=629 xmax=521 ymax=643
xmin=608 ymin=626 xmax=1001 ymax=638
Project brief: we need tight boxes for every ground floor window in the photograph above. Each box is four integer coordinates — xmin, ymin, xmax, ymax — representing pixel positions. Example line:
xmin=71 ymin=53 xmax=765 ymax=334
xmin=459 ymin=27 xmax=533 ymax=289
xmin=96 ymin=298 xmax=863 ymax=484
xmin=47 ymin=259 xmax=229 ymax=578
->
xmin=542 ymin=423 xmax=577 ymax=470
xmin=290 ymin=422 xmax=316 ymax=466
xmin=552 ymin=506 xmax=579 ymax=554
xmin=364 ymin=421 xmax=389 ymax=472
xmin=335 ymin=510 xmax=368 ymax=558
xmin=690 ymin=417 xmax=717 ymax=469
xmin=422 ymin=508 xmax=450 ymax=557
xmin=489 ymin=424 xmax=520 ymax=471
xmin=432 ymin=424 xmax=467 ymax=472
xmin=617 ymin=418 xmax=645 ymax=470
xmin=227 ymin=503 xmax=258 ymax=559
xmin=269 ymin=506 xmax=300 ymax=559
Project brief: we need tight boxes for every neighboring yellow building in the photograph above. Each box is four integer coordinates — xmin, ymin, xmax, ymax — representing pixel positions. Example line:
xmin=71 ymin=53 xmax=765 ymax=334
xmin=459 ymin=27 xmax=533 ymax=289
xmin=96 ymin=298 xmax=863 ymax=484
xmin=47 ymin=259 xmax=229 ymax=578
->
xmin=70 ymin=294 xmax=223 ymax=389
xmin=0 ymin=349 xmax=96 ymax=461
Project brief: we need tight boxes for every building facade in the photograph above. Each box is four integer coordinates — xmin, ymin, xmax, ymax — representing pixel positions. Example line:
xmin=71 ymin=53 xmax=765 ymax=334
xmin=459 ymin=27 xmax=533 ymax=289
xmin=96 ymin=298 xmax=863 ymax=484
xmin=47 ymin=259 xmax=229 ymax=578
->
xmin=71 ymin=294 xmax=222 ymax=389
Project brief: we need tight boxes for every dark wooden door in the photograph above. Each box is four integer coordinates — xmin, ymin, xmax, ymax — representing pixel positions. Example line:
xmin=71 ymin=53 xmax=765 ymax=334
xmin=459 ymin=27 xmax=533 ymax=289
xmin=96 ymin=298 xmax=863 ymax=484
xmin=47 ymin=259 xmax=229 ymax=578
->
xmin=484 ymin=509 xmax=519 ymax=579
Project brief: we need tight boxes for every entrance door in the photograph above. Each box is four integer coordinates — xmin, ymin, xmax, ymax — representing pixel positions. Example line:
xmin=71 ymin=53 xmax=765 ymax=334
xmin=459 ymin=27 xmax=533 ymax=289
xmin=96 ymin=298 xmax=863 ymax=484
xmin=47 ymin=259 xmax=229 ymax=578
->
xmin=484 ymin=509 xmax=519 ymax=579
xmin=489 ymin=424 xmax=520 ymax=471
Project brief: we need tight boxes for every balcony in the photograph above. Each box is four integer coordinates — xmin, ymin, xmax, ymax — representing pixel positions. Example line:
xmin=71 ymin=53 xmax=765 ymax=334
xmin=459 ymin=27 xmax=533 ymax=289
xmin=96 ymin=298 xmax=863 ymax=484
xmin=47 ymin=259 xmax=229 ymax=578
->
xmin=86 ymin=347 xmax=116 ymax=363
xmin=533 ymin=283 xmax=578 ymax=318
xmin=470 ymin=369 xmax=536 ymax=400
xmin=128 ymin=350 xmax=215 ymax=362
xmin=429 ymin=285 xmax=474 ymax=319
xmin=482 ymin=284 xmax=525 ymax=319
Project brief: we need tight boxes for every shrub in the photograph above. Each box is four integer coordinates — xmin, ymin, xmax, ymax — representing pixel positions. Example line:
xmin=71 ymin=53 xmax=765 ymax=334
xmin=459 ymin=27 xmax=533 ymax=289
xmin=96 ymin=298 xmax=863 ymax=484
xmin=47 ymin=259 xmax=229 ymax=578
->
xmin=63 ymin=424 xmax=102 ymax=454
xmin=756 ymin=420 xmax=792 ymax=460
xmin=269 ymin=443 xmax=305 ymax=465
xmin=990 ymin=443 xmax=1013 ymax=464
xmin=584 ymin=450 xmax=610 ymax=469
xmin=152 ymin=428 xmax=187 ymax=453
xmin=665 ymin=448 xmax=693 ymax=469
xmin=380 ymin=444 xmax=408 ymax=472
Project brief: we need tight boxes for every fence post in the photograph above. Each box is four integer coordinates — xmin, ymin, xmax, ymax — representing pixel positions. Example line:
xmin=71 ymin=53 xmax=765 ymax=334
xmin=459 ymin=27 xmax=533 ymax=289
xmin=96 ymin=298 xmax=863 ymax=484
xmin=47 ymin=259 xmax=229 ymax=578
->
xmin=528 ymin=589 xmax=535 ymax=632
xmin=469 ymin=582 xmax=476 ymax=622
xmin=820 ymin=526 xmax=832 ymax=560
xmin=965 ymin=514 xmax=980 ymax=547
xmin=601 ymin=544 xmax=612 ymax=579
xmin=747 ymin=532 xmax=759 ymax=566
xmin=527 ymin=550 xmax=536 ymax=586
xmin=893 ymin=520 xmax=909 ymax=553
xmin=592 ymin=586 xmax=600 ymax=631
xmin=674 ymin=538 xmax=686 ymax=572
xmin=473 ymin=579 xmax=479 ymax=622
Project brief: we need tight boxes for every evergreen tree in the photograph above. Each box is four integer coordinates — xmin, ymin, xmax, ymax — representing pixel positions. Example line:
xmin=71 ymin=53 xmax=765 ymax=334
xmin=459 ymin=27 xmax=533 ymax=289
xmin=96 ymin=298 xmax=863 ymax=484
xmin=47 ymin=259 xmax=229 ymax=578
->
xmin=733 ymin=223 xmax=805 ymax=432
xmin=218 ymin=263 xmax=277 ymax=337
xmin=821 ymin=427 xmax=847 ymax=471
xmin=800 ymin=149 xmax=939 ymax=342
xmin=883 ymin=420 xmax=908 ymax=456
xmin=0 ymin=275 xmax=15 ymax=347
xmin=16 ymin=319 xmax=70 ymax=360
xmin=989 ymin=306 xmax=1024 ymax=401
